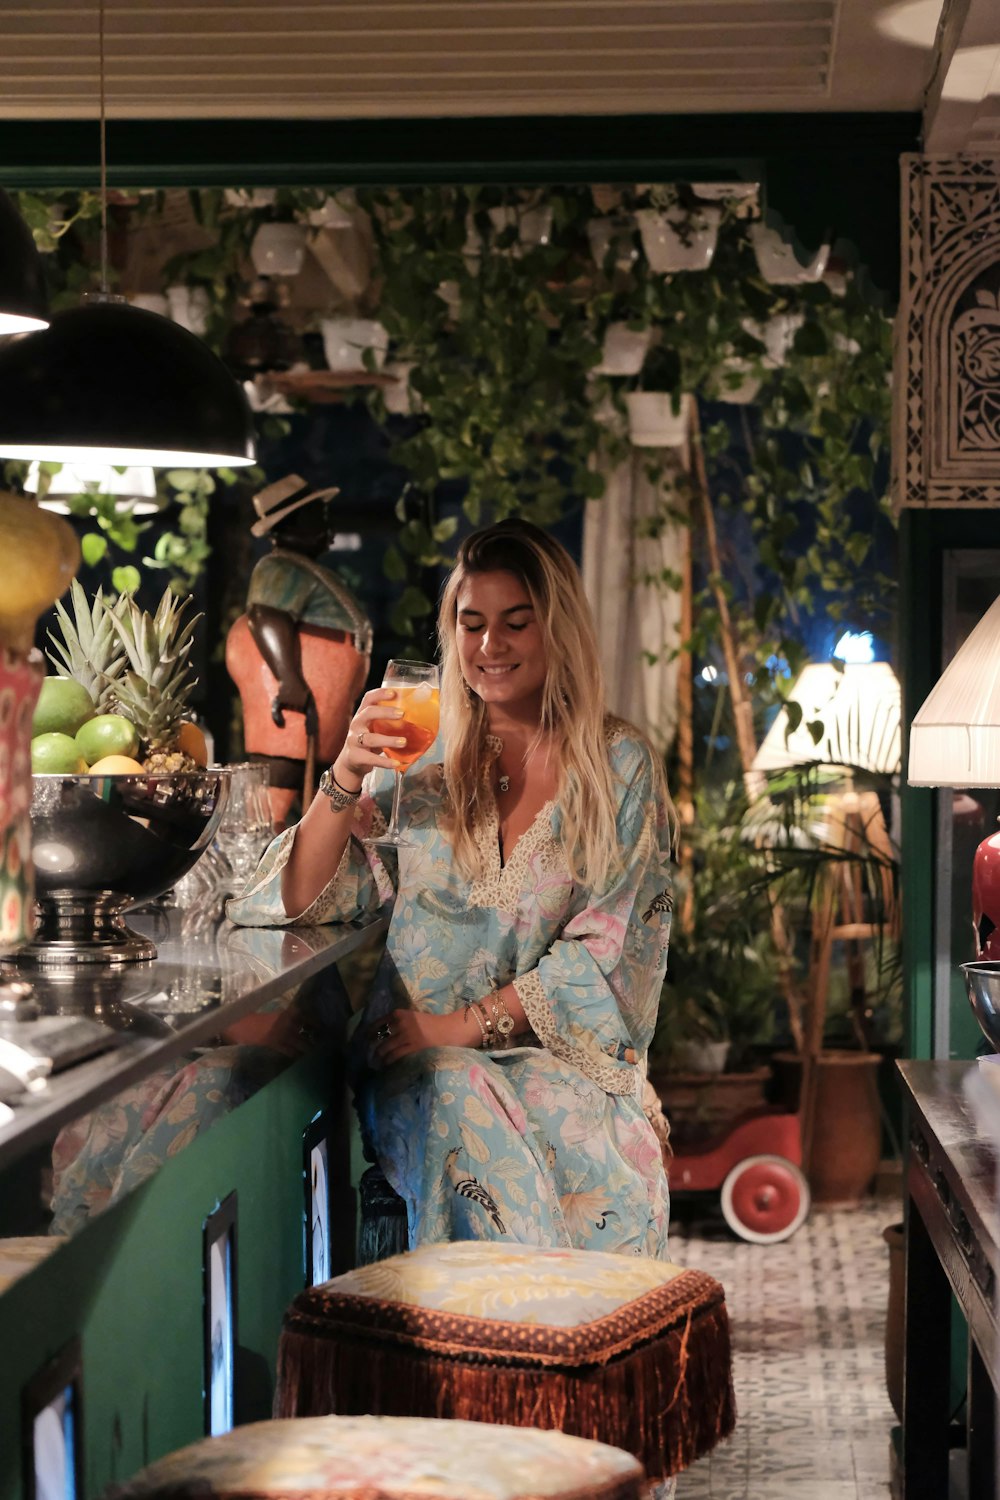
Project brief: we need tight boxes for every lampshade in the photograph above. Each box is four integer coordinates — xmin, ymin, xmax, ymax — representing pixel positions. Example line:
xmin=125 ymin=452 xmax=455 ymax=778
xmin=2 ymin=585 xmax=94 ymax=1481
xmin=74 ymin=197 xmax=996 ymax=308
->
xmin=753 ymin=661 xmax=901 ymax=777
xmin=908 ymin=591 xmax=1000 ymax=788
xmin=0 ymin=188 xmax=49 ymax=334
xmin=24 ymin=459 xmax=160 ymax=514
xmin=0 ymin=300 xmax=256 ymax=468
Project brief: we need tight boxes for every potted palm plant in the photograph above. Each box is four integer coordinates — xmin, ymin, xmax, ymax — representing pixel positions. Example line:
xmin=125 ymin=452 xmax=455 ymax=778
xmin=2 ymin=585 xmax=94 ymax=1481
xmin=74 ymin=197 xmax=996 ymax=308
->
xmin=649 ymin=784 xmax=777 ymax=1147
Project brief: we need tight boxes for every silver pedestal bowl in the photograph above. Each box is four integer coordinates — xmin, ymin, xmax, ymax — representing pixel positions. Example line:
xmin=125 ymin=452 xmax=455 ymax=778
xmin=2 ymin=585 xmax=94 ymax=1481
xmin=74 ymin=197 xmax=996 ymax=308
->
xmin=17 ymin=769 xmax=229 ymax=965
xmin=960 ymin=960 xmax=1000 ymax=1053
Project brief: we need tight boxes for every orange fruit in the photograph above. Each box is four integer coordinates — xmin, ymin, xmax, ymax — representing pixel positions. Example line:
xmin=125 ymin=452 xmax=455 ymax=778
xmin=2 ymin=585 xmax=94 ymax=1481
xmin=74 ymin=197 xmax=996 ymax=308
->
xmin=86 ymin=754 xmax=146 ymax=775
xmin=175 ymin=720 xmax=208 ymax=766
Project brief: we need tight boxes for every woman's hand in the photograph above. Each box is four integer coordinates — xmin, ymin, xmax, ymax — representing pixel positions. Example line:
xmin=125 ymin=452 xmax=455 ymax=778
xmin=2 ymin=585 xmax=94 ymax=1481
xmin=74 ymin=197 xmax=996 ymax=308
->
xmin=332 ymin=688 xmax=406 ymax=792
xmin=369 ymin=1007 xmax=476 ymax=1067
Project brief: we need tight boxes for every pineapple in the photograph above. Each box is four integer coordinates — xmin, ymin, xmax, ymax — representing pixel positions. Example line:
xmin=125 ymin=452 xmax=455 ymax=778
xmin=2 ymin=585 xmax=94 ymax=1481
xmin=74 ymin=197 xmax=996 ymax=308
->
xmin=113 ymin=588 xmax=203 ymax=773
xmin=46 ymin=580 xmax=126 ymax=709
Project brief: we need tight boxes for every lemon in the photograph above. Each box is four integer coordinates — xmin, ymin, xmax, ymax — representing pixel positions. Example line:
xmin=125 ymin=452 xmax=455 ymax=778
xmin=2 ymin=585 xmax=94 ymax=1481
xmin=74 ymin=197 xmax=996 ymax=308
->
xmin=33 ymin=676 xmax=95 ymax=738
xmin=86 ymin=755 xmax=146 ymax=776
xmin=0 ymin=493 xmax=80 ymax=653
xmin=76 ymin=714 xmax=140 ymax=766
xmin=32 ymin=732 xmax=88 ymax=775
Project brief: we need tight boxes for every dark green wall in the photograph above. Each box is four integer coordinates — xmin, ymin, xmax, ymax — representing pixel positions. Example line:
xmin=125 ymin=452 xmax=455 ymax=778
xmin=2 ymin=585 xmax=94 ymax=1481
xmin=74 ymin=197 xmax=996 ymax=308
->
xmin=0 ymin=1048 xmax=342 ymax=1500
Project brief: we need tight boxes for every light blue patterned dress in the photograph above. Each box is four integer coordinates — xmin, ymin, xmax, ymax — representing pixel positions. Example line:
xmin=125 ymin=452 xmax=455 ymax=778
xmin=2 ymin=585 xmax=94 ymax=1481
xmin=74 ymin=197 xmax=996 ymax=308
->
xmin=227 ymin=721 xmax=673 ymax=1258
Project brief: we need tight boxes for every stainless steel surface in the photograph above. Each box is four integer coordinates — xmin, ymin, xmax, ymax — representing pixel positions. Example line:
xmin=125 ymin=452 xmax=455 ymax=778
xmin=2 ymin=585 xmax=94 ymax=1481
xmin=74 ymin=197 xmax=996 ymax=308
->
xmin=0 ymin=900 xmax=387 ymax=1296
xmin=960 ymin=961 xmax=1000 ymax=1053
xmin=17 ymin=769 xmax=229 ymax=965
xmin=0 ymin=904 xmax=387 ymax=1170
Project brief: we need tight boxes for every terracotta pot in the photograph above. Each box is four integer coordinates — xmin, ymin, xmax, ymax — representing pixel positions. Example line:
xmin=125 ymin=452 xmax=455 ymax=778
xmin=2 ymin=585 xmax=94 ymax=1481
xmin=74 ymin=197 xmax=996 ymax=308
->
xmin=883 ymin=1221 xmax=905 ymax=1421
xmin=773 ymin=1049 xmax=882 ymax=1204
xmin=649 ymin=1065 xmax=771 ymax=1149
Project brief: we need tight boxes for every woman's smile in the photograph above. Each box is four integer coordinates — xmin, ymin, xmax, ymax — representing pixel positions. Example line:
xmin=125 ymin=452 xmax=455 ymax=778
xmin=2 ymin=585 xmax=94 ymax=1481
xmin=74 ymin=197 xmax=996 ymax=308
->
xmin=456 ymin=569 xmax=547 ymax=718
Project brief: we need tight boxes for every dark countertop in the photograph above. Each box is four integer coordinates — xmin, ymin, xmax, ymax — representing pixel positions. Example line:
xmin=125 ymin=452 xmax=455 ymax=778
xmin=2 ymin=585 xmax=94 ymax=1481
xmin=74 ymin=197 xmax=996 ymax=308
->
xmin=0 ymin=902 xmax=387 ymax=1172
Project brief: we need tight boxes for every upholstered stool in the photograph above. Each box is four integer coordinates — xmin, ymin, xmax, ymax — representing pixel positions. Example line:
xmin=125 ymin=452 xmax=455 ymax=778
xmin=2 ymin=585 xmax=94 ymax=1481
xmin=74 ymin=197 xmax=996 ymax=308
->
xmin=275 ymin=1242 xmax=735 ymax=1482
xmin=106 ymin=1414 xmax=648 ymax=1500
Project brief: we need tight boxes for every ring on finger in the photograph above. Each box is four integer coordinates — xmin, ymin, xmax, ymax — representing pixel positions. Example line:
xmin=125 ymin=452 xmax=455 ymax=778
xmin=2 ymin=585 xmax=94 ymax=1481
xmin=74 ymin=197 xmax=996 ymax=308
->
xmin=375 ymin=1022 xmax=392 ymax=1041
xmin=357 ymin=729 xmax=367 ymax=748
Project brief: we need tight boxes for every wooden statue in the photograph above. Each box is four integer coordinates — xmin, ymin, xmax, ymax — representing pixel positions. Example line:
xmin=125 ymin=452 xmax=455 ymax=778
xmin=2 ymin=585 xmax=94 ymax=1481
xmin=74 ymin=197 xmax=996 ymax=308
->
xmin=225 ymin=475 xmax=372 ymax=831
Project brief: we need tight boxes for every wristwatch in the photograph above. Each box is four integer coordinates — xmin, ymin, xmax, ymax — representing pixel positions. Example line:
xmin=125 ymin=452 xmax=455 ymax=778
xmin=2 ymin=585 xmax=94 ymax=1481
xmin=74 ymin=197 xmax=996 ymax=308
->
xmin=318 ymin=767 xmax=361 ymax=811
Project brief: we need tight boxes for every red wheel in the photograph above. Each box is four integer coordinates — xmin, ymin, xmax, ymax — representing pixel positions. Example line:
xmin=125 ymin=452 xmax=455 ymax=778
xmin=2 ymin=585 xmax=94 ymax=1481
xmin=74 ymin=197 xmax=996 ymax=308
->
xmin=720 ymin=1154 xmax=810 ymax=1243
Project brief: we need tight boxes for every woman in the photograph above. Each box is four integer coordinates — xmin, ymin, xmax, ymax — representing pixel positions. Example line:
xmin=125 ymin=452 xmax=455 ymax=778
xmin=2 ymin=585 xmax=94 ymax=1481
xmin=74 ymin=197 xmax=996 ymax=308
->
xmin=228 ymin=519 xmax=674 ymax=1257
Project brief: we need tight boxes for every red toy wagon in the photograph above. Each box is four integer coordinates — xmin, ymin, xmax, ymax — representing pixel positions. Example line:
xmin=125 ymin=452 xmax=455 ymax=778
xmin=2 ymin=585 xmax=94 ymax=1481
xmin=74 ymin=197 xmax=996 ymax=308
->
xmin=669 ymin=1107 xmax=810 ymax=1243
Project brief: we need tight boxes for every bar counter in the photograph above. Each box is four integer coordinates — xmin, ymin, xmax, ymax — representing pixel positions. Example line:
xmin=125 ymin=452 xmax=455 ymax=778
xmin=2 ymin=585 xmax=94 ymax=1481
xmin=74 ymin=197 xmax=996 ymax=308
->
xmin=0 ymin=901 xmax=387 ymax=1172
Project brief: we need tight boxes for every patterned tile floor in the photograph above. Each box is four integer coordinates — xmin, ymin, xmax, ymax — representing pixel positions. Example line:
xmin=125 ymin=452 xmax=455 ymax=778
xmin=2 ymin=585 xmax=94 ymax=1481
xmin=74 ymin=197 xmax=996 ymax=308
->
xmin=668 ymin=1195 xmax=900 ymax=1500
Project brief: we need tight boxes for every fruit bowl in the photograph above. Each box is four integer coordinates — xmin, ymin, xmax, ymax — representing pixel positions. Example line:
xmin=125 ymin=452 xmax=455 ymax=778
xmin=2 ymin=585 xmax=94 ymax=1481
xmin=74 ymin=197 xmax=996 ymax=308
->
xmin=961 ymin=961 xmax=1000 ymax=1053
xmin=17 ymin=769 xmax=229 ymax=965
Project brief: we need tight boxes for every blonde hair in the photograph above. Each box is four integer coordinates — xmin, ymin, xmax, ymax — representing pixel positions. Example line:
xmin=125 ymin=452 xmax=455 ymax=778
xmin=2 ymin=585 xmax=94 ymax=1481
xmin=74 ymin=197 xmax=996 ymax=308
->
xmin=439 ymin=519 xmax=643 ymax=890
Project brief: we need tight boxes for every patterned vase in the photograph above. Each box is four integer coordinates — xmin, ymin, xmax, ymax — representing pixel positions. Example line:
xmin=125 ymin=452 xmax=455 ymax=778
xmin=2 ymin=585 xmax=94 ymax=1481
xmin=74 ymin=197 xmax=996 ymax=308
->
xmin=0 ymin=647 xmax=43 ymax=956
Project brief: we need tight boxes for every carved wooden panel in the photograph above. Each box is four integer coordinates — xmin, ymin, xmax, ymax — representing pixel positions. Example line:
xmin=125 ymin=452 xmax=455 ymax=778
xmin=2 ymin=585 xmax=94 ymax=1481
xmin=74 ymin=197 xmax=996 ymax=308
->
xmin=895 ymin=154 xmax=1000 ymax=509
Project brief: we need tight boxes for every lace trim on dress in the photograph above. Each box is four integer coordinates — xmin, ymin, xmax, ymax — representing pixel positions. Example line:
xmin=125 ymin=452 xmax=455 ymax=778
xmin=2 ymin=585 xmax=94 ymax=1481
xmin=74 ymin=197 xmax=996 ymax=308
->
xmin=512 ymin=970 xmax=641 ymax=1099
xmin=467 ymin=719 xmax=628 ymax=911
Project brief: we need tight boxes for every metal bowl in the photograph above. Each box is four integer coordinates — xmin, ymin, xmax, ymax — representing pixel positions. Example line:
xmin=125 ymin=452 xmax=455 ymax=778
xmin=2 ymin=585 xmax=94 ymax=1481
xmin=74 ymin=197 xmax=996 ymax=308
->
xmin=17 ymin=769 xmax=229 ymax=965
xmin=960 ymin=961 xmax=1000 ymax=1053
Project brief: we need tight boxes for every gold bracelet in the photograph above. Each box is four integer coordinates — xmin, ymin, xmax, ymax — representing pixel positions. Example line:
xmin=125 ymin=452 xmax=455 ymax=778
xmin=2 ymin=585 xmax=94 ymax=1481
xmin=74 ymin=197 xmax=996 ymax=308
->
xmin=465 ymin=1002 xmax=488 ymax=1047
xmin=492 ymin=991 xmax=516 ymax=1049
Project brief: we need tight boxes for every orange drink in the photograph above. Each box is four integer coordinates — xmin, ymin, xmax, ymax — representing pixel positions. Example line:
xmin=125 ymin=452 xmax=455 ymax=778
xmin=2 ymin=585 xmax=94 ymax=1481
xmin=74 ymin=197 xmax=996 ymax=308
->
xmin=370 ymin=683 xmax=440 ymax=772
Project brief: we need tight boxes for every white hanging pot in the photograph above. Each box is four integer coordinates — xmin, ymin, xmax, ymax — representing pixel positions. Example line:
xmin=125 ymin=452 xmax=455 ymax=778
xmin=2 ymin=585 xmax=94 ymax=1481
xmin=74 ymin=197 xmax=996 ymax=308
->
xmin=594 ymin=322 xmax=651 ymax=376
xmin=320 ymin=316 xmax=389 ymax=372
xmin=714 ymin=356 xmax=762 ymax=405
xmin=587 ymin=216 xmax=638 ymax=272
xmin=306 ymin=191 xmax=357 ymax=229
xmin=250 ymin=222 xmax=307 ymax=278
xmin=435 ymin=280 xmax=461 ymax=319
xmin=382 ymin=360 xmax=422 ymax=416
xmin=636 ymin=206 xmax=721 ymax=273
xmin=750 ymin=223 xmax=830 ymax=285
xmin=742 ymin=313 xmax=805 ymax=368
xmin=486 ymin=205 xmax=553 ymax=252
xmin=626 ymin=392 xmax=691 ymax=448
xmin=166 ymin=284 xmax=210 ymax=337
xmin=223 ymin=188 xmax=277 ymax=210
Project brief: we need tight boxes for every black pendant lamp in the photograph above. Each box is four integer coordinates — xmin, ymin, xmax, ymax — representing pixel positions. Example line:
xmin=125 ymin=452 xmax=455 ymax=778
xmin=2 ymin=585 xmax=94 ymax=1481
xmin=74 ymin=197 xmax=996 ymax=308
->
xmin=0 ymin=1 xmax=255 ymax=471
xmin=0 ymin=189 xmax=49 ymax=334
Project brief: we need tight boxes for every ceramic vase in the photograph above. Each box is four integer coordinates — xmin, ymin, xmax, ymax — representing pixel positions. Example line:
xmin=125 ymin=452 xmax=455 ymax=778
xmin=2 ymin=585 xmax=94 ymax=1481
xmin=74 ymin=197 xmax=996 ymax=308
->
xmin=0 ymin=648 xmax=43 ymax=957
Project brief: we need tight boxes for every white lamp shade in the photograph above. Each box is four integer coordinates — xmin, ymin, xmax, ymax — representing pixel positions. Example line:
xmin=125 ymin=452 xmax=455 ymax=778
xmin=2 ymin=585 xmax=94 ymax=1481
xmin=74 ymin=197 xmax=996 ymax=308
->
xmin=908 ymin=591 xmax=1000 ymax=787
xmin=753 ymin=661 xmax=901 ymax=776
xmin=25 ymin=460 xmax=159 ymax=513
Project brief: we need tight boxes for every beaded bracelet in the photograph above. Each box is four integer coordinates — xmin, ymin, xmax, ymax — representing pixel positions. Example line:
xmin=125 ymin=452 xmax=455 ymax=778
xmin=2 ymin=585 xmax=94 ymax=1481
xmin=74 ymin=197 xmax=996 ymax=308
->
xmin=465 ymin=1002 xmax=488 ymax=1047
xmin=477 ymin=1002 xmax=496 ymax=1049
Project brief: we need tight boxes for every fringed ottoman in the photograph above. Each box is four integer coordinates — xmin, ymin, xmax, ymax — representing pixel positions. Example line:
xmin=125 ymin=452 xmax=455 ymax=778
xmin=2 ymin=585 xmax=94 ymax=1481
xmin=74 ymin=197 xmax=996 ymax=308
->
xmin=275 ymin=1242 xmax=735 ymax=1483
xmin=105 ymin=1414 xmax=648 ymax=1500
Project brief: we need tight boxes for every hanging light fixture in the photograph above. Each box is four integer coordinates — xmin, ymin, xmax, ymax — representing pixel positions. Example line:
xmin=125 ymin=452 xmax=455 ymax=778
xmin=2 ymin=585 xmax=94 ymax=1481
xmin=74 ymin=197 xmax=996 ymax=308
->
xmin=0 ymin=189 xmax=49 ymax=334
xmin=0 ymin=2 xmax=255 ymax=470
xmin=24 ymin=460 xmax=160 ymax=515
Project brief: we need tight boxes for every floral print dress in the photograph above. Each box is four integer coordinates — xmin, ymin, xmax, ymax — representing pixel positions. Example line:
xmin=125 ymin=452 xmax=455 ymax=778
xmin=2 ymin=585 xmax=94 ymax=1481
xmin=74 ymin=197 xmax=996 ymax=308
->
xmin=227 ymin=721 xmax=674 ymax=1258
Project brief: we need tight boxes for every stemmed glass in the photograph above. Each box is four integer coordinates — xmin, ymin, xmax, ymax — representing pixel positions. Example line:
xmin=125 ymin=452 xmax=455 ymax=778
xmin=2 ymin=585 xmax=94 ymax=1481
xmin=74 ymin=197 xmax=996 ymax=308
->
xmin=366 ymin=659 xmax=440 ymax=849
xmin=214 ymin=762 xmax=275 ymax=886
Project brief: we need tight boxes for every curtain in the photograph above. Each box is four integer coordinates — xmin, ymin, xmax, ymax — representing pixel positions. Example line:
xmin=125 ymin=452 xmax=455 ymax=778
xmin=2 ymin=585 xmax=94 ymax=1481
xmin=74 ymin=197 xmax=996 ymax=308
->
xmin=582 ymin=448 xmax=688 ymax=754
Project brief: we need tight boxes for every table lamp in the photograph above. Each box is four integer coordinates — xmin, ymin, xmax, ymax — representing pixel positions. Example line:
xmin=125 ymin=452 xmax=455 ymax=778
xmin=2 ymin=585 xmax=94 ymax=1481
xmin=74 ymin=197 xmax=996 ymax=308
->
xmin=908 ymin=591 xmax=1000 ymax=959
xmin=753 ymin=660 xmax=901 ymax=779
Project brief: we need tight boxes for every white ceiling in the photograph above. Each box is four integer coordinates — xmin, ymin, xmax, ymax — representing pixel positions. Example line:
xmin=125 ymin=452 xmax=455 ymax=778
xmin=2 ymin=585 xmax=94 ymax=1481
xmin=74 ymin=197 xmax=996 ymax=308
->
xmin=0 ymin=0 xmax=950 ymax=121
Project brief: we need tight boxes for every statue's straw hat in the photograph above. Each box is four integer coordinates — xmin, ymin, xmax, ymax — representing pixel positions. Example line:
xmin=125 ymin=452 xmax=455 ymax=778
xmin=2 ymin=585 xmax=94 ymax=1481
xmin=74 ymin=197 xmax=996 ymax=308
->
xmin=251 ymin=473 xmax=339 ymax=537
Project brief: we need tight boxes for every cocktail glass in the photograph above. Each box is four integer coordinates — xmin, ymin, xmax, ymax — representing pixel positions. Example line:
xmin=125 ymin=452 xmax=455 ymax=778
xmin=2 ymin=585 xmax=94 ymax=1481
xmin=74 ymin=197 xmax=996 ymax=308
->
xmin=365 ymin=659 xmax=440 ymax=849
